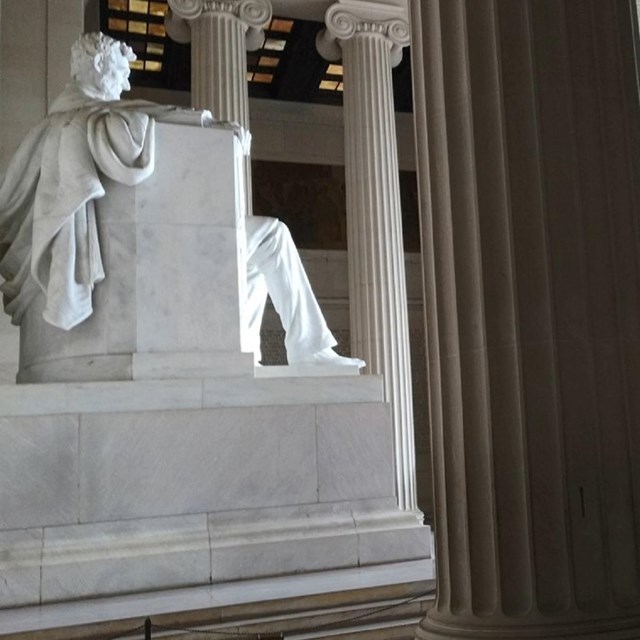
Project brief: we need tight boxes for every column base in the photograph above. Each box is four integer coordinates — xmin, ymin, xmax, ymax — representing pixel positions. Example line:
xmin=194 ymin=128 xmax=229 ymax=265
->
xmin=416 ymin=612 xmax=640 ymax=640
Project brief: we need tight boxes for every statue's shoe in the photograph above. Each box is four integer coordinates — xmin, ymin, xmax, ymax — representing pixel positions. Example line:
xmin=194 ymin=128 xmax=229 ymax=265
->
xmin=288 ymin=347 xmax=366 ymax=369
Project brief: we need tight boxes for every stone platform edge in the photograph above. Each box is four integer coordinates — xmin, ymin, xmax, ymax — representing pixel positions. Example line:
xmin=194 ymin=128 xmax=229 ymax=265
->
xmin=0 ymin=500 xmax=432 ymax=609
xmin=0 ymin=559 xmax=435 ymax=639
xmin=0 ymin=372 xmax=384 ymax=418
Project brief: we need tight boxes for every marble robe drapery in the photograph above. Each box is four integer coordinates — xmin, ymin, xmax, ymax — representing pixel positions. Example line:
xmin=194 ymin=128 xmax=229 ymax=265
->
xmin=0 ymin=86 xmax=172 ymax=330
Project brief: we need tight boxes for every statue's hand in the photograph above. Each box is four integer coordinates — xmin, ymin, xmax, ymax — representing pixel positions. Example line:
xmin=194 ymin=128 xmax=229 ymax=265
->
xmin=228 ymin=123 xmax=252 ymax=156
xmin=154 ymin=107 xmax=214 ymax=127
xmin=238 ymin=128 xmax=252 ymax=156
xmin=200 ymin=109 xmax=215 ymax=126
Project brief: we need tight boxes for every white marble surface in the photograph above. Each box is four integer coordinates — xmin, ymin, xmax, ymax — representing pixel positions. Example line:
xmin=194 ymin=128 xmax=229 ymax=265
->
xmin=255 ymin=363 xmax=360 ymax=377
xmin=19 ymin=291 xmax=110 ymax=371
xmin=212 ymin=534 xmax=359 ymax=583
xmin=0 ymin=559 xmax=434 ymax=634
xmin=357 ymin=528 xmax=432 ymax=567
xmin=65 ymin=379 xmax=203 ymax=414
xmin=101 ymin=220 xmax=137 ymax=353
xmin=132 ymin=351 xmax=255 ymax=379
xmin=0 ymin=415 xmax=79 ymax=529
xmin=0 ymin=383 xmax=71 ymax=416
xmin=208 ymin=502 xmax=358 ymax=582
xmin=17 ymin=354 xmax=134 ymax=383
xmin=78 ymin=405 xmax=318 ymax=522
xmin=0 ymin=375 xmax=383 ymax=417
xmin=206 ymin=499 xmax=429 ymax=583
xmin=41 ymin=514 xmax=210 ymax=602
xmin=136 ymin=224 xmax=243 ymax=353
xmin=137 ymin=123 xmax=237 ymax=226
xmin=203 ymin=374 xmax=382 ymax=407
xmin=206 ymin=501 xmax=360 ymax=535
xmin=0 ymin=498 xmax=431 ymax=608
xmin=0 ymin=528 xmax=42 ymax=608
xmin=316 ymin=403 xmax=395 ymax=502
xmin=0 ymin=375 xmax=429 ymax=607
xmin=17 ymin=123 xmax=247 ymax=383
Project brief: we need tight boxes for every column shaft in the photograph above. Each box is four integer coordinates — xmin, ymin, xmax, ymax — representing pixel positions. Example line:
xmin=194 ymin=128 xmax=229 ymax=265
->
xmin=413 ymin=0 xmax=640 ymax=637
xmin=191 ymin=12 xmax=249 ymax=126
xmin=168 ymin=0 xmax=272 ymax=216
xmin=342 ymin=30 xmax=416 ymax=511
xmin=190 ymin=9 xmax=253 ymax=213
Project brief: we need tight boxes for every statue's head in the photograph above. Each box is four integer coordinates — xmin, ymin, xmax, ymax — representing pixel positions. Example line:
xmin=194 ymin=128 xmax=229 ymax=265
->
xmin=71 ymin=32 xmax=136 ymax=100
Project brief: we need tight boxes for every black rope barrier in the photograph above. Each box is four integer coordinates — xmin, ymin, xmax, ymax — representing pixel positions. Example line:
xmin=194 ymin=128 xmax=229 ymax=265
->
xmin=101 ymin=623 xmax=146 ymax=640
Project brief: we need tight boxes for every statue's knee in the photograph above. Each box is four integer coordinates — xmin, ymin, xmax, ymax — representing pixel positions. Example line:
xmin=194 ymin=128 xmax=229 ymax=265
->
xmin=274 ymin=219 xmax=293 ymax=245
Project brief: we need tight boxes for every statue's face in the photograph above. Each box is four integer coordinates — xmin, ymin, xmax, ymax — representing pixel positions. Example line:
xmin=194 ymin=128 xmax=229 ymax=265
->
xmin=101 ymin=50 xmax=132 ymax=100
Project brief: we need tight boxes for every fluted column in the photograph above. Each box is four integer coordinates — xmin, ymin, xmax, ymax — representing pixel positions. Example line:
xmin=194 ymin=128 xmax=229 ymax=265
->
xmin=317 ymin=2 xmax=417 ymax=511
xmin=412 ymin=0 xmax=640 ymax=637
xmin=167 ymin=0 xmax=272 ymax=215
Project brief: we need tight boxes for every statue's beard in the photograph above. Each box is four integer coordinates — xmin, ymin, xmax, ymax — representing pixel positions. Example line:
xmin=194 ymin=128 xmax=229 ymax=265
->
xmin=98 ymin=77 xmax=123 ymax=101
xmin=75 ymin=70 xmax=126 ymax=101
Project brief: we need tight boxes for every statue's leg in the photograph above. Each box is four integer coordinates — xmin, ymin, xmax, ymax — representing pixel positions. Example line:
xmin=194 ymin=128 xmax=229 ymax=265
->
xmin=245 ymin=216 xmax=337 ymax=361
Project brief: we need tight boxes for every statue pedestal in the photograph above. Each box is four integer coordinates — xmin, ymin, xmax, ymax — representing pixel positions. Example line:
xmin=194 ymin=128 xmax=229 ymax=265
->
xmin=18 ymin=122 xmax=253 ymax=383
xmin=0 ymin=374 xmax=432 ymax=608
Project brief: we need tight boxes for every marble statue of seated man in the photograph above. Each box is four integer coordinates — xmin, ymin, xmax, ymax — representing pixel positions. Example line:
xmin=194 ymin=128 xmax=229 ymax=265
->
xmin=0 ymin=32 xmax=364 ymax=369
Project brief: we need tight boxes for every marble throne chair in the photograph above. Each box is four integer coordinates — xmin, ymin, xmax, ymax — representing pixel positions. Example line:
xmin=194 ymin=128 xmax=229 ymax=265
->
xmin=18 ymin=121 xmax=254 ymax=383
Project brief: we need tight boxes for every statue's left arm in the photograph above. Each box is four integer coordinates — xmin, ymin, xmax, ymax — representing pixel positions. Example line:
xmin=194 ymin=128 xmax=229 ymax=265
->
xmin=87 ymin=108 xmax=157 ymax=186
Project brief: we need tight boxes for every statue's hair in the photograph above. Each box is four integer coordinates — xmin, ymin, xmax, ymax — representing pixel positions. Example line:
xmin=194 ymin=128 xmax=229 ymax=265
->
xmin=70 ymin=32 xmax=135 ymax=80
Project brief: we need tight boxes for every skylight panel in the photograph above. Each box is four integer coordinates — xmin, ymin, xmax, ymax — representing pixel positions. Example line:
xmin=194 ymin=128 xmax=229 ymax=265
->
xmin=264 ymin=38 xmax=287 ymax=51
xmin=148 ymin=22 xmax=166 ymax=36
xmin=108 ymin=17 xmax=127 ymax=31
xmin=319 ymin=62 xmax=345 ymax=95
xmin=270 ymin=18 xmax=294 ymax=33
xmin=103 ymin=1 xmax=297 ymax=93
xmin=147 ymin=42 xmax=164 ymax=55
xmin=253 ymin=73 xmax=274 ymax=84
xmin=149 ymin=1 xmax=168 ymax=15
xmin=129 ymin=0 xmax=149 ymax=14
xmin=129 ymin=20 xmax=147 ymax=34
xmin=259 ymin=56 xmax=280 ymax=68
xmin=319 ymin=80 xmax=339 ymax=91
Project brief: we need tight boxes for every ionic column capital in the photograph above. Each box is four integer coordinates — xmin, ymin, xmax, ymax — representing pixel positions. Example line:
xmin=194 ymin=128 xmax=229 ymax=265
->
xmin=317 ymin=0 xmax=410 ymax=66
xmin=168 ymin=0 xmax=271 ymax=27
xmin=166 ymin=0 xmax=272 ymax=49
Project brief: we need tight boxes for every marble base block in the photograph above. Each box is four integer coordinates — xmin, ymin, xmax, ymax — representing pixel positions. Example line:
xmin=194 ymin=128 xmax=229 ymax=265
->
xmin=17 ymin=122 xmax=251 ymax=384
xmin=0 ymin=376 xmax=432 ymax=607
xmin=2 ymin=502 xmax=429 ymax=607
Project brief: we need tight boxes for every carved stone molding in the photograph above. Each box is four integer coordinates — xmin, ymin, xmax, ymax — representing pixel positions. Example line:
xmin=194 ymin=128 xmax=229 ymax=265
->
xmin=166 ymin=0 xmax=272 ymax=48
xmin=168 ymin=0 xmax=271 ymax=25
xmin=167 ymin=0 xmax=204 ymax=21
xmin=317 ymin=0 xmax=410 ymax=66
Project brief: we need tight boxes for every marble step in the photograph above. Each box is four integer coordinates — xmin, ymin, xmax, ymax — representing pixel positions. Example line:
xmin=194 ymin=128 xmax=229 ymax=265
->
xmin=0 ymin=560 xmax=435 ymax=640
xmin=0 ymin=372 xmax=384 ymax=418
